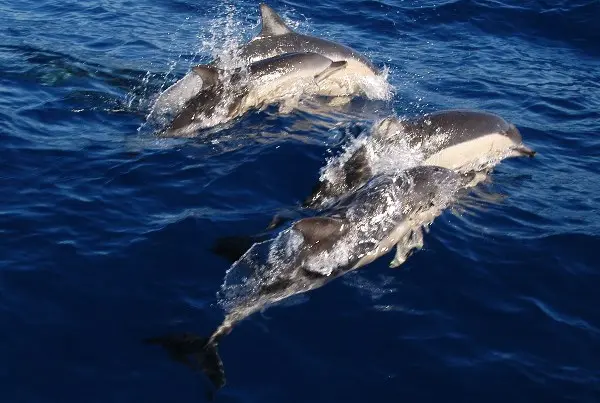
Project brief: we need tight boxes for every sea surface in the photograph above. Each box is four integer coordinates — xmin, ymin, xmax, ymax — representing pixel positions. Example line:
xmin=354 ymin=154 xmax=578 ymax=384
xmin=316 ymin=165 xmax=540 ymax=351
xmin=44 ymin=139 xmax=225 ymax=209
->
xmin=1 ymin=0 xmax=600 ymax=402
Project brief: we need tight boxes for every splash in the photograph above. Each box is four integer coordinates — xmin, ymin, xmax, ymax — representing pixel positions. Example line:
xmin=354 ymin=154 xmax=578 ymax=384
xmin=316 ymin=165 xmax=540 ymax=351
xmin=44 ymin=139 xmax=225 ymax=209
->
xmin=303 ymin=169 xmax=465 ymax=276
xmin=138 ymin=3 xmax=255 ymax=133
xmin=217 ymin=228 xmax=304 ymax=313
xmin=126 ymin=11 xmax=211 ymax=129
xmin=317 ymin=116 xmax=425 ymax=204
xmin=199 ymin=3 xmax=256 ymax=69
xmin=358 ymin=65 xmax=394 ymax=101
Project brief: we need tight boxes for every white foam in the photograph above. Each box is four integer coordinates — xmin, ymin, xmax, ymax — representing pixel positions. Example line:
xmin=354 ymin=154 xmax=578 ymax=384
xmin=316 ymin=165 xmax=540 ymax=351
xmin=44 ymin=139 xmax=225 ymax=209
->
xmin=357 ymin=65 xmax=394 ymax=101
xmin=302 ymin=170 xmax=462 ymax=276
xmin=218 ymin=227 xmax=304 ymax=311
xmin=318 ymin=118 xmax=425 ymax=195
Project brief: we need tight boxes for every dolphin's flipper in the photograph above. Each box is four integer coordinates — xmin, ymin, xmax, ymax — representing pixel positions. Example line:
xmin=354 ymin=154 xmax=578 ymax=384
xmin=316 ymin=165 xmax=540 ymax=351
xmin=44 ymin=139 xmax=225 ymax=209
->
xmin=192 ymin=65 xmax=221 ymax=88
xmin=258 ymin=3 xmax=293 ymax=37
xmin=145 ymin=333 xmax=225 ymax=391
xmin=389 ymin=227 xmax=424 ymax=268
xmin=315 ymin=60 xmax=348 ymax=83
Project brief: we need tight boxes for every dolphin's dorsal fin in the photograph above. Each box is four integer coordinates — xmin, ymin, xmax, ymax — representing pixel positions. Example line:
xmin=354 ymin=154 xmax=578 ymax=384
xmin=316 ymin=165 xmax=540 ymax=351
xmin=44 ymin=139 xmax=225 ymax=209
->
xmin=258 ymin=3 xmax=293 ymax=37
xmin=293 ymin=217 xmax=345 ymax=245
xmin=192 ymin=65 xmax=220 ymax=88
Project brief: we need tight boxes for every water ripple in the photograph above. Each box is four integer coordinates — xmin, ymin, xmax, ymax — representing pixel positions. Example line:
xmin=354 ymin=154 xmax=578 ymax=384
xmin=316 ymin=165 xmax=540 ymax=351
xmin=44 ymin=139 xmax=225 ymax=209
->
xmin=1 ymin=0 xmax=600 ymax=402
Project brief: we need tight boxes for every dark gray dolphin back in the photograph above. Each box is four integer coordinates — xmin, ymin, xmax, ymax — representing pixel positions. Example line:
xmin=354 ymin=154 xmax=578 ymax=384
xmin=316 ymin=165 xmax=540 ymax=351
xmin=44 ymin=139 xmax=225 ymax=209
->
xmin=292 ymin=217 xmax=348 ymax=259
xmin=166 ymin=82 xmax=246 ymax=133
xmin=293 ymin=217 xmax=346 ymax=246
xmin=241 ymin=33 xmax=377 ymax=72
xmin=167 ymin=87 xmax=222 ymax=132
xmin=392 ymin=165 xmax=468 ymax=213
xmin=401 ymin=110 xmax=521 ymax=148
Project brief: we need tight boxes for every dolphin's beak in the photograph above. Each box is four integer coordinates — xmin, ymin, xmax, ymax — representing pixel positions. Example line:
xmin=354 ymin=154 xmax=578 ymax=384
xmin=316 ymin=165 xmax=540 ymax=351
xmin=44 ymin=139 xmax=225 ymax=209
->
xmin=515 ymin=145 xmax=536 ymax=157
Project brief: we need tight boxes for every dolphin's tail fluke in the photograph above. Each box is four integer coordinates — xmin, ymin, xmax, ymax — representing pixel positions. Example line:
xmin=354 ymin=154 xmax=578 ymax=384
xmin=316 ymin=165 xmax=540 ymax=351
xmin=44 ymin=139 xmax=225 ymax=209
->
xmin=145 ymin=332 xmax=226 ymax=390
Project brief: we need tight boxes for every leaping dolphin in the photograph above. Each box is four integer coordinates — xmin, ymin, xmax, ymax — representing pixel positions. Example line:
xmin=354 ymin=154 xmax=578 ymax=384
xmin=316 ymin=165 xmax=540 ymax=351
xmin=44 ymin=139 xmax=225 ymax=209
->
xmin=305 ymin=110 xmax=536 ymax=208
xmin=152 ymin=3 xmax=386 ymax=119
xmin=146 ymin=166 xmax=472 ymax=391
xmin=224 ymin=3 xmax=381 ymax=97
xmin=164 ymin=52 xmax=348 ymax=135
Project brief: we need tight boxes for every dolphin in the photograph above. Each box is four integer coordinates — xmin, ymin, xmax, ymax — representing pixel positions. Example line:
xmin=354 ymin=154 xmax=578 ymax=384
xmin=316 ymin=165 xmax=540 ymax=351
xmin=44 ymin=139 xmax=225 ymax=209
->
xmin=220 ymin=3 xmax=381 ymax=97
xmin=146 ymin=165 xmax=472 ymax=390
xmin=226 ymin=4 xmax=378 ymax=73
xmin=152 ymin=3 xmax=385 ymax=118
xmin=165 ymin=52 xmax=348 ymax=135
xmin=304 ymin=110 xmax=536 ymax=208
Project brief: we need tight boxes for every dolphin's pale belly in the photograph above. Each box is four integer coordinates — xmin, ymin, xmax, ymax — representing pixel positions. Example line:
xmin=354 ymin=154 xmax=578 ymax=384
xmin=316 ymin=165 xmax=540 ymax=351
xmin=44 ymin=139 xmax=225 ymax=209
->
xmin=422 ymin=132 xmax=520 ymax=172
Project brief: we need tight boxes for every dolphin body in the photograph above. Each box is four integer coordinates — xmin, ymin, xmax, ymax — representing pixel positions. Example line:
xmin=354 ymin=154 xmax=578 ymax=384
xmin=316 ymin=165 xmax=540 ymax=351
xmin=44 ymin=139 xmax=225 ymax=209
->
xmin=220 ymin=3 xmax=381 ymax=97
xmin=163 ymin=52 xmax=348 ymax=135
xmin=225 ymin=4 xmax=378 ymax=72
xmin=305 ymin=110 xmax=536 ymax=208
xmin=146 ymin=165 xmax=471 ymax=390
xmin=152 ymin=3 xmax=383 ymax=119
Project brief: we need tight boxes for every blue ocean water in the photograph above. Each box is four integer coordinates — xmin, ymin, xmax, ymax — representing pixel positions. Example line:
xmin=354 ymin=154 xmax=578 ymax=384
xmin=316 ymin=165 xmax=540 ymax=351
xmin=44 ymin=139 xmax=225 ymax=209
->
xmin=1 ymin=0 xmax=600 ymax=401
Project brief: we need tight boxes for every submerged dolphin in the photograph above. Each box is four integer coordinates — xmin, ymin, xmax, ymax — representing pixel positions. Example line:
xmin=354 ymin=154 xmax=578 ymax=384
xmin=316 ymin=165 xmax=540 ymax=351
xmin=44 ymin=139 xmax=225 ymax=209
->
xmin=165 ymin=52 xmax=347 ymax=135
xmin=152 ymin=3 xmax=384 ymax=118
xmin=146 ymin=166 xmax=471 ymax=390
xmin=305 ymin=110 xmax=536 ymax=208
